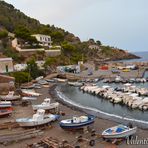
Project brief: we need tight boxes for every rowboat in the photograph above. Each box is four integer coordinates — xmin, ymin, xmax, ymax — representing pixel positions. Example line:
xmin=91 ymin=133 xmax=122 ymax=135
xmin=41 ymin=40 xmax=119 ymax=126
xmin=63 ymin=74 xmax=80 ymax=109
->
xmin=59 ymin=115 xmax=95 ymax=129
xmin=16 ymin=109 xmax=60 ymax=127
xmin=102 ymin=124 xmax=137 ymax=139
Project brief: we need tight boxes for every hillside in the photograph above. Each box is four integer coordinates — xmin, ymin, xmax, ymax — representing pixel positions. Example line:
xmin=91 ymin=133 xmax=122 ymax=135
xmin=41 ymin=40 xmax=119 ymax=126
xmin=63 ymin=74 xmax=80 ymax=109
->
xmin=0 ymin=1 xmax=139 ymax=64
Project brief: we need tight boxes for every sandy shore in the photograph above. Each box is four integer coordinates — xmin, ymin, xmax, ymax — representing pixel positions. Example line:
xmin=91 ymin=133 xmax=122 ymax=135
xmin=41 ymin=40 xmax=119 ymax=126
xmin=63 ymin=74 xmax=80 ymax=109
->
xmin=0 ymin=84 xmax=148 ymax=148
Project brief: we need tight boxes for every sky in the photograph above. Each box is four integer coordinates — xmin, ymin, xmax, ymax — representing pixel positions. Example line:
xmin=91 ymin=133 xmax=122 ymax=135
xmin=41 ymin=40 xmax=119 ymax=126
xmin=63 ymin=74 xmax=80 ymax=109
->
xmin=5 ymin=0 xmax=148 ymax=52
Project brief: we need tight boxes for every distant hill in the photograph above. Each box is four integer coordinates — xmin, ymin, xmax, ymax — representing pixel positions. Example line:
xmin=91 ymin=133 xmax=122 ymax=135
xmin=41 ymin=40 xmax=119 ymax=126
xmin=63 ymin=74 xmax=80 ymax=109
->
xmin=0 ymin=1 xmax=139 ymax=64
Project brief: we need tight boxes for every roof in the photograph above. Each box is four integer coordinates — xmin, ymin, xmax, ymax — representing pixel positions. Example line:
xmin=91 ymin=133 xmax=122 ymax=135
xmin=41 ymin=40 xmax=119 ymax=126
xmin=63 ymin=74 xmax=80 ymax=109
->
xmin=0 ymin=58 xmax=13 ymax=61
xmin=32 ymin=34 xmax=51 ymax=38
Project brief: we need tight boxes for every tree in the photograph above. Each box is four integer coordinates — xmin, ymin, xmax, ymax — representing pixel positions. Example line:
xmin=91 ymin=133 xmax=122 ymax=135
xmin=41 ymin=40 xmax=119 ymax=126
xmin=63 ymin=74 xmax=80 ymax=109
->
xmin=26 ymin=58 xmax=41 ymax=79
xmin=62 ymin=43 xmax=76 ymax=55
xmin=14 ymin=26 xmax=31 ymax=40
xmin=11 ymin=71 xmax=31 ymax=85
xmin=51 ymin=31 xmax=64 ymax=44
xmin=0 ymin=30 xmax=8 ymax=39
xmin=96 ymin=40 xmax=102 ymax=46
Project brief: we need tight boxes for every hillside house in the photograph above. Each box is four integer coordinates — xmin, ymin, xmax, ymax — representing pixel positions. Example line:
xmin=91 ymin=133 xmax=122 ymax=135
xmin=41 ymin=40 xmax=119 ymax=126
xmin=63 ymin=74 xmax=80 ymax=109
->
xmin=0 ymin=58 xmax=14 ymax=73
xmin=32 ymin=34 xmax=52 ymax=47
xmin=89 ymin=45 xmax=101 ymax=51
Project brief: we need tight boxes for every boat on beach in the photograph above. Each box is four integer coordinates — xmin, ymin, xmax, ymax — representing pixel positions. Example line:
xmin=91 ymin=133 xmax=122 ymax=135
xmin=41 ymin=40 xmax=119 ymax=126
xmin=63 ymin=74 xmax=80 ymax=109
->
xmin=32 ymin=98 xmax=59 ymax=111
xmin=0 ymin=107 xmax=13 ymax=117
xmin=102 ymin=124 xmax=137 ymax=139
xmin=16 ymin=109 xmax=60 ymax=127
xmin=0 ymin=91 xmax=20 ymax=101
xmin=59 ymin=115 xmax=95 ymax=129
xmin=0 ymin=101 xmax=12 ymax=108
xmin=21 ymin=89 xmax=41 ymax=97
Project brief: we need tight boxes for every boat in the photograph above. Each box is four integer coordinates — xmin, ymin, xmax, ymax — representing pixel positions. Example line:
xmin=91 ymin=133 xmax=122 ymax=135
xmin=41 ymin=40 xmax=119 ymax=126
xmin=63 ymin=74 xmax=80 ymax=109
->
xmin=54 ymin=78 xmax=68 ymax=83
xmin=0 ymin=91 xmax=20 ymax=101
xmin=32 ymin=98 xmax=59 ymax=111
xmin=0 ymin=107 xmax=13 ymax=117
xmin=22 ymin=96 xmax=37 ymax=101
xmin=21 ymin=89 xmax=41 ymax=97
xmin=0 ymin=101 xmax=12 ymax=108
xmin=59 ymin=115 xmax=95 ymax=129
xmin=102 ymin=124 xmax=137 ymax=139
xmin=68 ymin=81 xmax=83 ymax=87
xmin=16 ymin=109 xmax=60 ymax=127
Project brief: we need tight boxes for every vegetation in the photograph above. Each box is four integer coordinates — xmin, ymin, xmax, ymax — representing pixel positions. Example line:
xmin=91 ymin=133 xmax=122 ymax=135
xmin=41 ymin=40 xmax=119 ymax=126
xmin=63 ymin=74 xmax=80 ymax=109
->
xmin=0 ymin=30 xmax=8 ymax=39
xmin=26 ymin=58 xmax=44 ymax=79
xmin=10 ymin=71 xmax=31 ymax=85
xmin=0 ymin=1 xmax=139 ymax=64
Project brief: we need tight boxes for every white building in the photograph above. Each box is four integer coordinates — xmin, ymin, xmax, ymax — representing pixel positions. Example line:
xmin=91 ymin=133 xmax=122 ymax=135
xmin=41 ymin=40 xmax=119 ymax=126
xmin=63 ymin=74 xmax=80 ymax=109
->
xmin=32 ymin=34 xmax=52 ymax=47
xmin=0 ymin=58 xmax=14 ymax=73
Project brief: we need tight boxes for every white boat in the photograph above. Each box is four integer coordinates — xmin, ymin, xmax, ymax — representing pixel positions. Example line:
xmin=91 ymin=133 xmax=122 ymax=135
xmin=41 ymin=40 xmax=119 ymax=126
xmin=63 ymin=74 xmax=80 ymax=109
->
xmin=0 ymin=101 xmax=12 ymax=108
xmin=32 ymin=98 xmax=59 ymax=111
xmin=54 ymin=78 xmax=68 ymax=83
xmin=22 ymin=96 xmax=37 ymax=101
xmin=21 ymin=89 xmax=41 ymax=97
xmin=102 ymin=124 xmax=137 ymax=139
xmin=68 ymin=81 xmax=83 ymax=87
xmin=0 ymin=91 xmax=20 ymax=101
xmin=16 ymin=109 xmax=60 ymax=127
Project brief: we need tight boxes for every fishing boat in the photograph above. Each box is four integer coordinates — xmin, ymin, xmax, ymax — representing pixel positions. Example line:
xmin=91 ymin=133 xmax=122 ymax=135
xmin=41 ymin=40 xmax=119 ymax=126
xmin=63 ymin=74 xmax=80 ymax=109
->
xmin=22 ymin=96 xmax=37 ymax=101
xmin=0 ymin=91 xmax=20 ymax=101
xmin=102 ymin=124 xmax=137 ymax=139
xmin=0 ymin=107 xmax=13 ymax=117
xmin=21 ymin=89 xmax=41 ymax=97
xmin=16 ymin=109 xmax=60 ymax=127
xmin=59 ymin=115 xmax=95 ymax=129
xmin=0 ymin=101 xmax=12 ymax=108
xmin=32 ymin=98 xmax=59 ymax=111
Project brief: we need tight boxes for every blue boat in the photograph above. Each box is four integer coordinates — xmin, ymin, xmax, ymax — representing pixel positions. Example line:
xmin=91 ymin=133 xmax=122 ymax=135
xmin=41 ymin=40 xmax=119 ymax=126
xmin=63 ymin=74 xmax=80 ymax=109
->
xmin=59 ymin=115 xmax=95 ymax=129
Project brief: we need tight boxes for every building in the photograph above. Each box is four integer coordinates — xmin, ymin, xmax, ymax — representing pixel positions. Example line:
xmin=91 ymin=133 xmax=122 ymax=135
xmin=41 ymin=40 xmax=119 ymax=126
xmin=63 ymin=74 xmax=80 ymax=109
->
xmin=88 ymin=45 xmax=101 ymax=51
xmin=0 ymin=58 xmax=14 ymax=73
xmin=32 ymin=34 xmax=52 ymax=47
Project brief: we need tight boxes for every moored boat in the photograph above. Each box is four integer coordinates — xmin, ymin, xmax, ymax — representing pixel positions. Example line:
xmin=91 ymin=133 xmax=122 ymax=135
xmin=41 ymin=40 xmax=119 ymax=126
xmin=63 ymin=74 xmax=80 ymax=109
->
xmin=102 ymin=124 xmax=137 ymax=139
xmin=68 ymin=81 xmax=83 ymax=87
xmin=59 ymin=115 xmax=95 ymax=129
xmin=16 ymin=109 xmax=60 ymax=127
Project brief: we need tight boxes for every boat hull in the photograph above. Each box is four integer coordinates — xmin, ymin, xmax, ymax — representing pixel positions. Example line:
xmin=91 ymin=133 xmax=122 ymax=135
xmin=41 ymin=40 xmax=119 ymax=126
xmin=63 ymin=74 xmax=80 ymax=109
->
xmin=32 ymin=103 xmax=59 ymax=111
xmin=0 ymin=108 xmax=13 ymax=117
xmin=16 ymin=114 xmax=60 ymax=127
xmin=60 ymin=115 xmax=95 ymax=129
xmin=102 ymin=127 xmax=137 ymax=139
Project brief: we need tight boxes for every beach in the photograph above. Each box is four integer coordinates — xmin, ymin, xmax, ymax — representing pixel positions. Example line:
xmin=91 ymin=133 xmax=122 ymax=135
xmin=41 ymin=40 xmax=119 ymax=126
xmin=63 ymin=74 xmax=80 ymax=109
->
xmin=0 ymin=84 xmax=148 ymax=148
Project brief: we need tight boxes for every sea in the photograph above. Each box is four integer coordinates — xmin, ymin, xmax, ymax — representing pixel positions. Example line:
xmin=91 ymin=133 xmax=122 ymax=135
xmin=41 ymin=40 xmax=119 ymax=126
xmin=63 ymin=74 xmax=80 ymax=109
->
xmin=56 ymin=51 xmax=148 ymax=128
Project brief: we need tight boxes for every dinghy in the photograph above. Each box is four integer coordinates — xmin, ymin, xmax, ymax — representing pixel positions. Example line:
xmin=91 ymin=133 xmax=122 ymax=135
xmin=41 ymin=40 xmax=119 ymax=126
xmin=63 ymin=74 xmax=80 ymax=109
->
xmin=0 ymin=91 xmax=20 ymax=101
xmin=59 ymin=115 xmax=95 ymax=129
xmin=102 ymin=124 xmax=137 ymax=139
xmin=16 ymin=109 xmax=60 ymax=127
xmin=32 ymin=98 xmax=59 ymax=111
